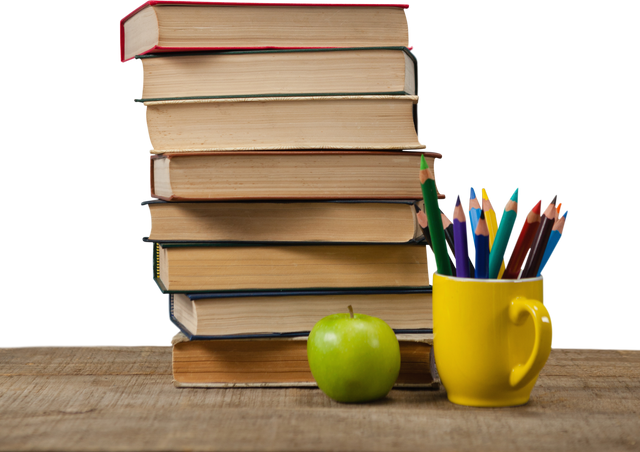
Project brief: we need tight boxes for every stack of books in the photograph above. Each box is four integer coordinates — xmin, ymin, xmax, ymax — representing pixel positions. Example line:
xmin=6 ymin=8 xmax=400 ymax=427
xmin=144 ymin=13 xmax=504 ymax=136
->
xmin=121 ymin=1 xmax=442 ymax=388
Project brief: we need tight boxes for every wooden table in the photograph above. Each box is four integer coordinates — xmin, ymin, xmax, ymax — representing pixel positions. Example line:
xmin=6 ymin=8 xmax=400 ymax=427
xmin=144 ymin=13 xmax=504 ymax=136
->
xmin=1 ymin=347 xmax=638 ymax=451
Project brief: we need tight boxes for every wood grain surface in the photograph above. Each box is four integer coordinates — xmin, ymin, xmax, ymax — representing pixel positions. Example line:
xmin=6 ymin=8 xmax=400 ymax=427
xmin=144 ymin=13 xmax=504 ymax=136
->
xmin=1 ymin=347 xmax=639 ymax=451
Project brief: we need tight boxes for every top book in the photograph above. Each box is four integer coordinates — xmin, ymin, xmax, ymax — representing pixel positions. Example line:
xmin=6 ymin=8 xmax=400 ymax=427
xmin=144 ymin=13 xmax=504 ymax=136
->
xmin=120 ymin=1 xmax=409 ymax=62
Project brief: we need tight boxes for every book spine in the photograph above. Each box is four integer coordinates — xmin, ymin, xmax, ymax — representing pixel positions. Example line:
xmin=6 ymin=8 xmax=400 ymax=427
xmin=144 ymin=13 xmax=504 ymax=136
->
xmin=153 ymin=243 xmax=169 ymax=293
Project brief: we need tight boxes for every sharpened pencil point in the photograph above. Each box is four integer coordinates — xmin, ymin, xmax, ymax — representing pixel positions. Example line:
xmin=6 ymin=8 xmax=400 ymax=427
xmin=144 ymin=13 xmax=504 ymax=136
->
xmin=551 ymin=195 xmax=557 ymax=205
xmin=451 ymin=191 xmax=463 ymax=208
xmin=531 ymin=196 xmax=544 ymax=215
xmin=562 ymin=211 xmax=568 ymax=219
xmin=420 ymin=154 xmax=428 ymax=170
xmin=480 ymin=210 xmax=485 ymax=220
xmin=467 ymin=185 xmax=479 ymax=199
xmin=482 ymin=188 xmax=488 ymax=201
xmin=509 ymin=185 xmax=522 ymax=202
xmin=413 ymin=204 xmax=421 ymax=213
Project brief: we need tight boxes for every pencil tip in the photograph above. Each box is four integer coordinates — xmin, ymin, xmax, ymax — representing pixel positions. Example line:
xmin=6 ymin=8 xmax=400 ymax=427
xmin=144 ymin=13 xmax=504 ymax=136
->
xmin=452 ymin=191 xmax=464 ymax=207
xmin=413 ymin=203 xmax=421 ymax=213
xmin=563 ymin=211 xmax=568 ymax=219
xmin=480 ymin=210 xmax=485 ymax=220
xmin=470 ymin=187 xmax=476 ymax=199
xmin=531 ymin=196 xmax=544 ymax=215
xmin=509 ymin=185 xmax=522 ymax=202
xmin=482 ymin=188 xmax=488 ymax=200
xmin=420 ymin=154 xmax=428 ymax=170
xmin=551 ymin=195 xmax=557 ymax=205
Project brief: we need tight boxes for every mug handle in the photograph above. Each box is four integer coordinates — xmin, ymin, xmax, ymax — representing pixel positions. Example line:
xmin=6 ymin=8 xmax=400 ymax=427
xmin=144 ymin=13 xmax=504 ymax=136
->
xmin=508 ymin=297 xmax=553 ymax=389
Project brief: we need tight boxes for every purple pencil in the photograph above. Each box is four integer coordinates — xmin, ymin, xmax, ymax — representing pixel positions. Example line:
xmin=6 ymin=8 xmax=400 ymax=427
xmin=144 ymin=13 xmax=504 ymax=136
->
xmin=452 ymin=196 xmax=471 ymax=278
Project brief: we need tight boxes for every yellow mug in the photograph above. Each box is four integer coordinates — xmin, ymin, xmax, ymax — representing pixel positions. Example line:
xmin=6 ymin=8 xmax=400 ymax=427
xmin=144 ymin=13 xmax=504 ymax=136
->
xmin=433 ymin=273 xmax=552 ymax=407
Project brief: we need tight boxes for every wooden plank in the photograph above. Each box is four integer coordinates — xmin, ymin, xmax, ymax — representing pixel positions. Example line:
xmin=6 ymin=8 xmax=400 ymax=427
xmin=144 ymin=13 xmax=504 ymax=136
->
xmin=0 ymin=347 xmax=639 ymax=451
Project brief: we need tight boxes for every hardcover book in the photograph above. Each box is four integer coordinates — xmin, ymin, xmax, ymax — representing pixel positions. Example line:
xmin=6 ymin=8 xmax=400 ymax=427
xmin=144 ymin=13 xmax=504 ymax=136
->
xmin=121 ymin=2 xmax=409 ymax=62
xmin=171 ymin=331 xmax=435 ymax=388
xmin=152 ymin=242 xmax=429 ymax=293
xmin=136 ymin=47 xmax=417 ymax=101
xmin=144 ymin=95 xmax=423 ymax=153
xmin=150 ymin=151 xmax=442 ymax=201
xmin=169 ymin=288 xmax=432 ymax=338
xmin=145 ymin=200 xmax=428 ymax=243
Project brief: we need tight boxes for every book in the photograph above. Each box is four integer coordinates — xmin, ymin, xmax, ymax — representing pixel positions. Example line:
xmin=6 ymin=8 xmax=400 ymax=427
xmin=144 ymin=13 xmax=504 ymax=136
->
xmin=150 ymin=151 xmax=442 ymax=201
xmin=144 ymin=200 xmax=428 ymax=243
xmin=145 ymin=95 xmax=423 ymax=153
xmin=121 ymin=2 xmax=409 ymax=62
xmin=171 ymin=332 xmax=435 ymax=388
xmin=169 ymin=288 xmax=433 ymax=337
xmin=136 ymin=48 xmax=417 ymax=102
xmin=153 ymin=242 xmax=429 ymax=293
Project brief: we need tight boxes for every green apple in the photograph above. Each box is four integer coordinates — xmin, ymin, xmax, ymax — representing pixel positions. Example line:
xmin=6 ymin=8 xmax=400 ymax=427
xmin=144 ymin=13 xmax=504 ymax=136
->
xmin=307 ymin=305 xmax=401 ymax=403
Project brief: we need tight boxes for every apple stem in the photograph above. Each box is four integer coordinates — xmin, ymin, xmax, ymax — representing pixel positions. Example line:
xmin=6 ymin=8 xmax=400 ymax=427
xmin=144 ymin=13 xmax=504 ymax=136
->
xmin=348 ymin=305 xmax=354 ymax=319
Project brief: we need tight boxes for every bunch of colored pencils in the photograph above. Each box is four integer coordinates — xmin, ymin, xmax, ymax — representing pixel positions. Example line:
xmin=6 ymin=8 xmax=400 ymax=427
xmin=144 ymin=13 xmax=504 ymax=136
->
xmin=419 ymin=155 xmax=567 ymax=279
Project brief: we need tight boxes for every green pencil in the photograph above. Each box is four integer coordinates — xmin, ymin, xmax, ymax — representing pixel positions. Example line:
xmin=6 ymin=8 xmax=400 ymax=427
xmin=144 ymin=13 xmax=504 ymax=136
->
xmin=489 ymin=189 xmax=519 ymax=279
xmin=420 ymin=154 xmax=452 ymax=276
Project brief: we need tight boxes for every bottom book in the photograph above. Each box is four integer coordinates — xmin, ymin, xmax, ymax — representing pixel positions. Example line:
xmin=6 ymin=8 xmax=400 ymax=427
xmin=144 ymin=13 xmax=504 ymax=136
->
xmin=172 ymin=332 xmax=437 ymax=389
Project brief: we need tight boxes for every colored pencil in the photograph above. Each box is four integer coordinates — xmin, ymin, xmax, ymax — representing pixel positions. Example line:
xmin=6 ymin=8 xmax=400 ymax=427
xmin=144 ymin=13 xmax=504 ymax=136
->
xmin=489 ymin=189 xmax=519 ymax=279
xmin=480 ymin=185 xmax=498 ymax=250
xmin=440 ymin=209 xmax=456 ymax=276
xmin=521 ymin=196 xmax=557 ymax=278
xmin=414 ymin=204 xmax=433 ymax=248
xmin=537 ymin=211 xmax=567 ymax=276
xmin=503 ymin=201 xmax=541 ymax=279
xmin=453 ymin=196 xmax=471 ymax=278
xmin=556 ymin=203 xmax=562 ymax=217
xmin=441 ymin=211 xmax=456 ymax=256
xmin=469 ymin=188 xmax=482 ymax=246
xmin=420 ymin=155 xmax=452 ymax=276
xmin=474 ymin=211 xmax=490 ymax=279
xmin=467 ymin=221 xmax=476 ymax=278
xmin=416 ymin=205 xmax=457 ymax=275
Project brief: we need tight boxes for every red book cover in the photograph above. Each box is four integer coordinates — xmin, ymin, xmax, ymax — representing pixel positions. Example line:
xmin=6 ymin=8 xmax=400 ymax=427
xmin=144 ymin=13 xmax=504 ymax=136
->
xmin=121 ymin=1 xmax=410 ymax=62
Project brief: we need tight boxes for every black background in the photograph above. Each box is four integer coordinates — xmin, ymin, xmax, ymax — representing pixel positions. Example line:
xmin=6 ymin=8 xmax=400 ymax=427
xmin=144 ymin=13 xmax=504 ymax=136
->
xmin=5 ymin=1 xmax=624 ymax=346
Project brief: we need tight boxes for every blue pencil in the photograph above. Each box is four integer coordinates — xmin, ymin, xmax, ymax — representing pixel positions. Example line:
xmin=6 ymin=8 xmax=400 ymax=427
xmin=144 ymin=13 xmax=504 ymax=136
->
xmin=453 ymin=196 xmax=471 ymax=278
xmin=474 ymin=211 xmax=490 ymax=279
xmin=537 ymin=211 xmax=567 ymax=276
xmin=469 ymin=188 xmax=482 ymax=247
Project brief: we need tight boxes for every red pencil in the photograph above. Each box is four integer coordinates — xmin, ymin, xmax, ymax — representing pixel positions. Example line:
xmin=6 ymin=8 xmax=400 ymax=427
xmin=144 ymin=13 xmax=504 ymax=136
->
xmin=522 ymin=192 xmax=559 ymax=278
xmin=502 ymin=201 xmax=541 ymax=279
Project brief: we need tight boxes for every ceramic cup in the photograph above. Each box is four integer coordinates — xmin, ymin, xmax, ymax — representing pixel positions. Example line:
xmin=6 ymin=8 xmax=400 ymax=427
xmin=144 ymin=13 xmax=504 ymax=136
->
xmin=433 ymin=273 xmax=552 ymax=407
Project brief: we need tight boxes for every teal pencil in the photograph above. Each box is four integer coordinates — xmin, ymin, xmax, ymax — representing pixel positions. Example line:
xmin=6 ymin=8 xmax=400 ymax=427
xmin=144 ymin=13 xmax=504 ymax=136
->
xmin=420 ymin=155 xmax=452 ymax=276
xmin=489 ymin=189 xmax=519 ymax=279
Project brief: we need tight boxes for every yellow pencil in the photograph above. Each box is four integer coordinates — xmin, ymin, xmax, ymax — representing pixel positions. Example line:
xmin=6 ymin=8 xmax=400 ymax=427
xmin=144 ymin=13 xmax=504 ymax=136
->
xmin=480 ymin=185 xmax=498 ymax=250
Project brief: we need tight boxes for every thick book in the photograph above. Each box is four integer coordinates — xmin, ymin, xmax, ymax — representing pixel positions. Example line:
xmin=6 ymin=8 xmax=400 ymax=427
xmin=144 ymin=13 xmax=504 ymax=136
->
xmin=145 ymin=95 xmax=423 ymax=153
xmin=150 ymin=151 xmax=442 ymax=201
xmin=171 ymin=332 xmax=435 ymax=388
xmin=169 ymin=288 xmax=432 ymax=338
xmin=152 ymin=242 xmax=429 ymax=293
xmin=121 ymin=2 xmax=409 ymax=62
xmin=136 ymin=47 xmax=417 ymax=102
xmin=144 ymin=200 xmax=428 ymax=243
